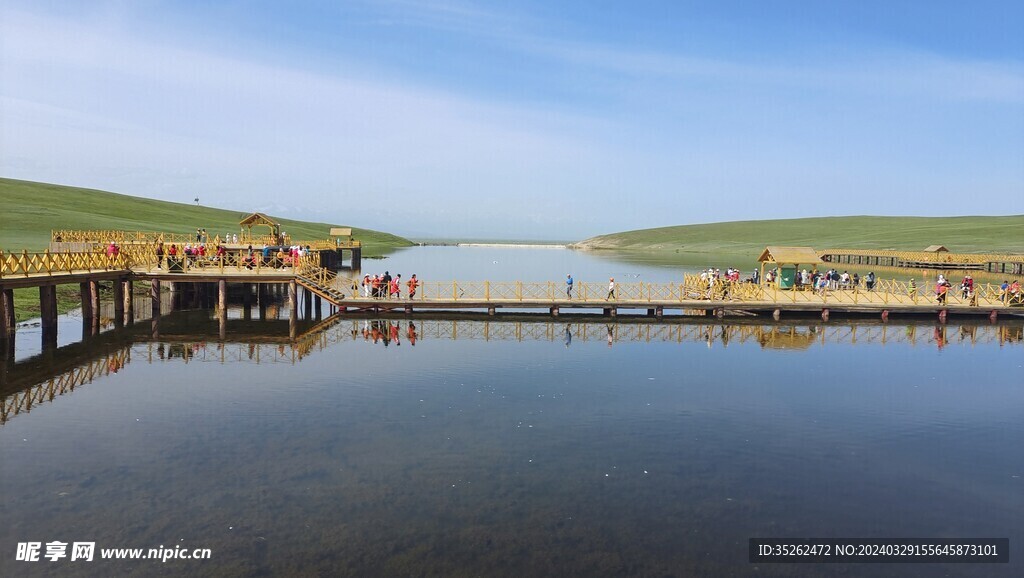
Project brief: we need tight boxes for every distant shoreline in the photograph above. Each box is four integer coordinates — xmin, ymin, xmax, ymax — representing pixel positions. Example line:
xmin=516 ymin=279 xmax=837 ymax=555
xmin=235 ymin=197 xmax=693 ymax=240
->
xmin=457 ymin=243 xmax=566 ymax=249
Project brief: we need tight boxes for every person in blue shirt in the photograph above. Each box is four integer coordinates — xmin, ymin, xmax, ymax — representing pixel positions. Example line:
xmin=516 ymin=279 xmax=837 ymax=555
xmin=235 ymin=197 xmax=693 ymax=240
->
xmin=566 ymin=274 xmax=574 ymax=299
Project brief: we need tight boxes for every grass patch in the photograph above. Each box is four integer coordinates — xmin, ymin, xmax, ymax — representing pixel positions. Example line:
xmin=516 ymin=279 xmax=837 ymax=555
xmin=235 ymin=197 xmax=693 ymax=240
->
xmin=575 ymin=215 xmax=1024 ymax=254
xmin=0 ymin=178 xmax=413 ymax=256
xmin=12 ymin=285 xmax=84 ymax=324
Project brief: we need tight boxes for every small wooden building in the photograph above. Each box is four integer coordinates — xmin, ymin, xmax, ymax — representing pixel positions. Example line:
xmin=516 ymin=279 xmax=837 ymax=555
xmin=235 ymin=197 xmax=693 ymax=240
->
xmin=923 ymin=245 xmax=949 ymax=253
xmin=757 ymin=246 xmax=823 ymax=289
xmin=239 ymin=213 xmax=281 ymax=243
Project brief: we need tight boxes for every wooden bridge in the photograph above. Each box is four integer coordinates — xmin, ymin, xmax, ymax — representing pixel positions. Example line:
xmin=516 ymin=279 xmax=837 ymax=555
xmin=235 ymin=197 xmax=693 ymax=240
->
xmin=3 ymin=234 xmax=1024 ymax=352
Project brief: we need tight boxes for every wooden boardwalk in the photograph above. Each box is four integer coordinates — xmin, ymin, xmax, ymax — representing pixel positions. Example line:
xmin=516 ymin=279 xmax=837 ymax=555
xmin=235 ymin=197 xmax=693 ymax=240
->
xmin=320 ymin=277 xmax=1024 ymax=319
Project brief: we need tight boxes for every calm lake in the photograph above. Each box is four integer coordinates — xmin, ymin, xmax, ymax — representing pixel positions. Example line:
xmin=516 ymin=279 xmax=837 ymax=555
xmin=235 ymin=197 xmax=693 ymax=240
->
xmin=1 ymin=246 xmax=1022 ymax=577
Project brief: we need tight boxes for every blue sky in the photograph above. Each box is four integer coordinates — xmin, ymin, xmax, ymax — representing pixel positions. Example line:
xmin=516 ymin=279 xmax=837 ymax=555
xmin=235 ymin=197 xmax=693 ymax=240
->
xmin=1 ymin=1 xmax=1022 ymax=239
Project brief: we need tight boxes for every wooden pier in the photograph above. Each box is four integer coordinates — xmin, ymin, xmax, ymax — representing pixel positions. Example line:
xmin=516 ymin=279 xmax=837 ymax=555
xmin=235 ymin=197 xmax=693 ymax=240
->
xmin=4 ymin=236 xmax=1024 ymax=353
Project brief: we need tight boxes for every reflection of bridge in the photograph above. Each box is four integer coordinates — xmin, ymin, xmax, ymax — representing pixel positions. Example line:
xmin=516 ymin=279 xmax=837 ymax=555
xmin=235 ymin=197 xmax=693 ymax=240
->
xmin=0 ymin=312 xmax=329 ymax=425
xmin=3 ymin=315 xmax=1021 ymax=426
xmin=296 ymin=318 xmax=1024 ymax=349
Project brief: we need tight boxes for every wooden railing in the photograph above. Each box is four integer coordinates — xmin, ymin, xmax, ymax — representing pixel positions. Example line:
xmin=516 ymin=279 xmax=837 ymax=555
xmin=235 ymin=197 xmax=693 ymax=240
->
xmin=0 ymin=247 xmax=323 ymax=278
xmin=342 ymin=275 xmax=1023 ymax=308
xmin=52 ymin=230 xmax=360 ymax=249
xmin=0 ymin=250 xmax=131 ymax=278
xmin=820 ymin=248 xmax=1024 ymax=265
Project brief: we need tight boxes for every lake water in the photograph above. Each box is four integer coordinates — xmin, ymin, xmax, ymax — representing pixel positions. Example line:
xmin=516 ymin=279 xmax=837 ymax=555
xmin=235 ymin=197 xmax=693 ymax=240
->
xmin=2 ymin=246 xmax=1022 ymax=577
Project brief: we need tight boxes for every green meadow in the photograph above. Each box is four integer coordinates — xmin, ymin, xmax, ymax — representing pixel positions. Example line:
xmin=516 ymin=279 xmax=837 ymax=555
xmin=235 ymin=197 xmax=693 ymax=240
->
xmin=0 ymin=178 xmax=413 ymax=254
xmin=1 ymin=178 xmax=413 ymax=322
xmin=574 ymin=215 xmax=1024 ymax=255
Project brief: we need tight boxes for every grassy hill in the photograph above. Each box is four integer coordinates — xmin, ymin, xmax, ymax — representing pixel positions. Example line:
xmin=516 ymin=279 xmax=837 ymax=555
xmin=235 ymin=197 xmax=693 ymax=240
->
xmin=574 ymin=216 xmax=1024 ymax=255
xmin=0 ymin=178 xmax=413 ymax=255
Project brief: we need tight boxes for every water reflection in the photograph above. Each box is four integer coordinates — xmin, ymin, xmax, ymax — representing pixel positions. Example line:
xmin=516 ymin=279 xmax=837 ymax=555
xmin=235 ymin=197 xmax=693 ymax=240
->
xmin=3 ymin=314 xmax=1021 ymax=427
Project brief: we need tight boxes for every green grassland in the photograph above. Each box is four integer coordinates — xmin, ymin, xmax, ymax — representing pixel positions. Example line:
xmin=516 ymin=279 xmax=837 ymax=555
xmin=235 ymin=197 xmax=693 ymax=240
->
xmin=1 ymin=177 xmax=414 ymax=323
xmin=0 ymin=178 xmax=413 ymax=254
xmin=574 ymin=216 xmax=1024 ymax=255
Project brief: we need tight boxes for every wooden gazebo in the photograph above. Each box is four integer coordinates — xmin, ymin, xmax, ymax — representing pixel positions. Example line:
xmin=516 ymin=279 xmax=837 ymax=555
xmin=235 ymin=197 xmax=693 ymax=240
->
xmin=757 ymin=246 xmax=823 ymax=289
xmin=239 ymin=213 xmax=281 ymax=243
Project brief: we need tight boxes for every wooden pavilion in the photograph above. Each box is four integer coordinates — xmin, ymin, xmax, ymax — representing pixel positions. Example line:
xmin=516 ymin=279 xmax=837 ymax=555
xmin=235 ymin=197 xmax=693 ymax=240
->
xmin=239 ymin=213 xmax=281 ymax=244
xmin=757 ymin=246 xmax=823 ymax=289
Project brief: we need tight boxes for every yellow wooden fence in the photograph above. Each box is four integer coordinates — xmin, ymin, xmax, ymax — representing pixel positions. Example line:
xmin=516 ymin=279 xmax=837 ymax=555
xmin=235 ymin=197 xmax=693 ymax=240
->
xmin=0 ymin=250 xmax=131 ymax=278
xmin=820 ymin=248 xmax=1024 ymax=265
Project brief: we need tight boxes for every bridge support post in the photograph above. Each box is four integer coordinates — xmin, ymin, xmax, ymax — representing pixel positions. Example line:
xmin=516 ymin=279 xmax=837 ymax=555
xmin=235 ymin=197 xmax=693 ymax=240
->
xmin=647 ymin=308 xmax=655 ymax=317
xmin=715 ymin=308 xmax=725 ymax=319
xmin=258 ymin=284 xmax=268 ymax=320
xmin=39 ymin=284 xmax=58 ymax=349
xmin=989 ymin=310 xmax=998 ymax=323
xmin=151 ymin=279 xmax=161 ymax=318
xmin=938 ymin=309 xmax=947 ymax=324
xmin=1 ymin=287 xmax=15 ymax=339
xmin=821 ymin=308 xmax=830 ymax=322
xmin=405 ymin=305 xmax=413 ymax=315
xmin=772 ymin=308 xmax=781 ymax=321
xmin=351 ymin=247 xmax=361 ymax=270
xmin=314 ymin=295 xmax=322 ymax=319
xmin=488 ymin=307 xmax=496 ymax=316
xmin=123 ymin=279 xmax=133 ymax=324
xmin=1 ymin=326 xmax=12 ymax=380
xmin=113 ymin=278 xmax=125 ymax=327
xmin=550 ymin=306 xmax=559 ymax=317
xmin=288 ymin=281 xmax=298 ymax=321
xmin=218 ymin=279 xmax=227 ymax=314
xmin=79 ymin=282 xmax=93 ymax=324
xmin=242 ymin=283 xmax=252 ymax=320
xmin=655 ymin=306 xmax=663 ymax=319
xmin=881 ymin=309 xmax=889 ymax=322
xmin=219 ymin=311 xmax=227 ymax=341
xmin=303 ymin=288 xmax=313 ymax=320
xmin=89 ymin=280 xmax=101 ymax=334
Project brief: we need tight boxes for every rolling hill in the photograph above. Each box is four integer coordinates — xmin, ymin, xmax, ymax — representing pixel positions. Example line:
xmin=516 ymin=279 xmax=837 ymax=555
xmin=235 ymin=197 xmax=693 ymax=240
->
xmin=574 ymin=216 xmax=1024 ymax=255
xmin=0 ymin=178 xmax=413 ymax=254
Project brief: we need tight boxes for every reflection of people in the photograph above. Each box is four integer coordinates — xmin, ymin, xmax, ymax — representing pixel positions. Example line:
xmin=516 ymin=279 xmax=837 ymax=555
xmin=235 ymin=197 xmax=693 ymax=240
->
xmin=564 ymin=325 xmax=572 ymax=348
xmin=407 ymin=321 xmax=417 ymax=346
xmin=606 ymin=324 xmax=614 ymax=347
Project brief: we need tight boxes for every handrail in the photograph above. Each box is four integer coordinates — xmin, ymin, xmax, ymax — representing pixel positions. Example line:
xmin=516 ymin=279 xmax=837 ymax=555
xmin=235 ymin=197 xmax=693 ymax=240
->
xmin=0 ymin=250 xmax=132 ymax=278
xmin=51 ymin=230 xmax=360 ymax=249
xmin=819 ymin=248 xmax=1024 ymax=265
xmin=340 ymin=276 xmax=1023 ymax=308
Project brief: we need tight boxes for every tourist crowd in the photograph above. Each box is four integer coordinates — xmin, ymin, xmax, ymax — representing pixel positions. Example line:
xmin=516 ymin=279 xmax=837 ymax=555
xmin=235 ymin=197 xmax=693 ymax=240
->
xmin=359 ymin=271 xmax=420 ymax=299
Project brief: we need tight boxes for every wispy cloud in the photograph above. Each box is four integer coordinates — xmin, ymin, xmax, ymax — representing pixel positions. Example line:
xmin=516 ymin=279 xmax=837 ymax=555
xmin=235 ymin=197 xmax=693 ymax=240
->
xmin=1 ymin=3 xmax=1021 ymax=238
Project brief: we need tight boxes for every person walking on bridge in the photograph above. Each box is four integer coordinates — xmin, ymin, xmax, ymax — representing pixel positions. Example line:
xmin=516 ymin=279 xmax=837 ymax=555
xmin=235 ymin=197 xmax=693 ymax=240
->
xmin=407 ymin=274 xmax=419 ymax=300
xmin=566 ymin=274 xmax=574 ymax=299
xmin=606 ymin=278 xmax=616 ymax=300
